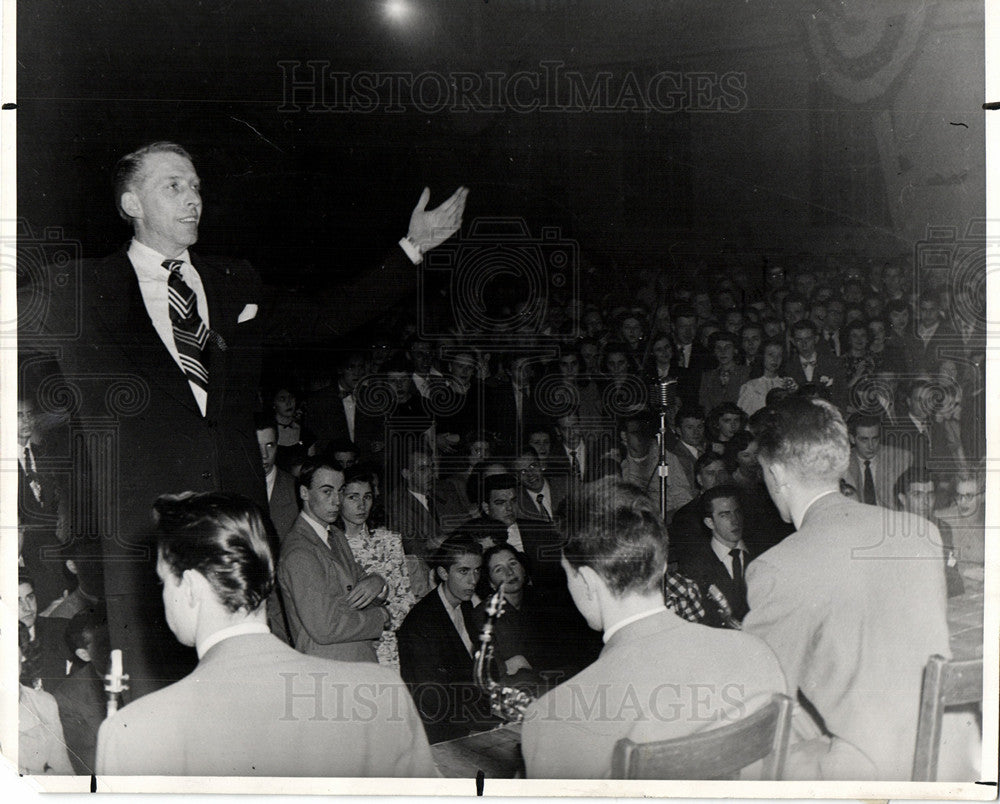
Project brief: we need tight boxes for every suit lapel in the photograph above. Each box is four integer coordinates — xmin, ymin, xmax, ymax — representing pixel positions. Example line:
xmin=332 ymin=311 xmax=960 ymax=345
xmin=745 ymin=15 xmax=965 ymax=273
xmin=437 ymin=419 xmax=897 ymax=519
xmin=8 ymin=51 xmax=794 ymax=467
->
xmin=190 ymin=254 xmax=231 ymax=419
xmin=95 ymin=251 xmax=202 ymax=414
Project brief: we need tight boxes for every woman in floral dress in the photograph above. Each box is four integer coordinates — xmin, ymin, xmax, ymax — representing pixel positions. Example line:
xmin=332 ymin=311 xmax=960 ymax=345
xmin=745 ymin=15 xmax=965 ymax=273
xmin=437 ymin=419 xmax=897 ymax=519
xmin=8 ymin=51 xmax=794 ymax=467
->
xmin=338 ymin=467 xmax=416 ymax=669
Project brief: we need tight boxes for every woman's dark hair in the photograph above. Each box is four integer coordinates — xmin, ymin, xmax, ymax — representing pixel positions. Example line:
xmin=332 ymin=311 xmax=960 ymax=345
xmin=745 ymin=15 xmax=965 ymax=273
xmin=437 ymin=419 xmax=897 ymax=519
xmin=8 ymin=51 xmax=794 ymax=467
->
xmin=477 ymin=543 xmax=532 ymax=598
xmin=153 ymin=492 xmax=275 ymax=614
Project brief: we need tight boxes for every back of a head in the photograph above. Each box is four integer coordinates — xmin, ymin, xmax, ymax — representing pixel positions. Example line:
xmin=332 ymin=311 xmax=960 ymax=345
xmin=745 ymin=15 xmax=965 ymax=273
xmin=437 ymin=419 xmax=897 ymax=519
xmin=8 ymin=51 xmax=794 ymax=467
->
xmin=154 ymin=492 xmax=275 ymax=614
xmin=561 ymin=478 xmax=666 ymax=598
xmin=755 ymin=397 xmax=849 ymax=483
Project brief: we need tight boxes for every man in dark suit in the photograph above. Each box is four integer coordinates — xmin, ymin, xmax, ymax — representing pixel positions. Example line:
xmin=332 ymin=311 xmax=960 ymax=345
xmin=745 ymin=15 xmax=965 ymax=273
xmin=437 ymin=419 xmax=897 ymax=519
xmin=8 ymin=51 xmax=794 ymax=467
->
xmin=53 ymin=608 xmax=110 ymax=774
xmin=18 ymin=573 xmax=71 ymax=690
xmin=548 ymin=412 xmax=611 ymax=485
xmin=842 ymin=413 xmax=913 ymax=508
xmin=20 ymin=141 xmax=467 ymax=699
xmin=97 ymin=491 xmax=435 ymax=776
xmin=304 ymin=348 xmax=386 ymax=466
xmin=460 ymin=473 xmax=565 ymax=592
xmin=483 ymin=355 xmax=543 ymax=454
xmin=277 ymin=458 xmax=388 ymax=663
xmin=674 ymin=485 xmax=754 ymax=623
xmin=784 ymin=319 xmax=846 ymax=409
xmin=397 ymin=536 xmax=498 ymax=744
xmin=514 ymin=449 xmax=566 ymax=523
xmin=255 ymin=418 xmax=298 ymax=539
xmin=17 ymin=396 xmax=68 ymax=610
xmin=666 ymin=452 xmax=730 ymax=563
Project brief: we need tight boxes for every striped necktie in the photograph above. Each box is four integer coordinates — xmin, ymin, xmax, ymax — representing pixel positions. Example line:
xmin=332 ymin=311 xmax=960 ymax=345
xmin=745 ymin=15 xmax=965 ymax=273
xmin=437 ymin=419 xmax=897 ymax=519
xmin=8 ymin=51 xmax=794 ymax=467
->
xmin=163 ymin=259 xmax=209 ymax=391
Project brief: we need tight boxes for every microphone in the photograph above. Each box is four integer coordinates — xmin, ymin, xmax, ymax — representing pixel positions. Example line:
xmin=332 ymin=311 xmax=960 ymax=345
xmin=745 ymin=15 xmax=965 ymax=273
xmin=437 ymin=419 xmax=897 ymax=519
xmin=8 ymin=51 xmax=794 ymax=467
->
xmin=650 ymin=378 xmax=678 ymax=411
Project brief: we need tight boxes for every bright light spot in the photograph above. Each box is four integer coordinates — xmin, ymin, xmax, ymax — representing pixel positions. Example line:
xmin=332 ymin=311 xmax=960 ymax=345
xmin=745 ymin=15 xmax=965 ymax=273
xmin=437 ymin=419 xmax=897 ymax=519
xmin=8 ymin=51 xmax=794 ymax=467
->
xmin=385 ymin=0 xmax=409 ymax=21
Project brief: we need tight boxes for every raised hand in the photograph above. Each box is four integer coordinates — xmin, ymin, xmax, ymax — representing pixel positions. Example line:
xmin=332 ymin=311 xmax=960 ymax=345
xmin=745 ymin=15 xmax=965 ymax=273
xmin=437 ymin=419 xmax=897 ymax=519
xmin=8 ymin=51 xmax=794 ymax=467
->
xmin=406 ymin=186 xmax=469 ymax=255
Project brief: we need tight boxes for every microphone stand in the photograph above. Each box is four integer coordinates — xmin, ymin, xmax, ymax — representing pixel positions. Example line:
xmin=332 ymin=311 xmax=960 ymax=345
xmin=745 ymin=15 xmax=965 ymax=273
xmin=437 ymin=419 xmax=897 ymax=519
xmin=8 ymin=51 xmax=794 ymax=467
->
xmin=652 ymin=379 xmax=678 ymax=522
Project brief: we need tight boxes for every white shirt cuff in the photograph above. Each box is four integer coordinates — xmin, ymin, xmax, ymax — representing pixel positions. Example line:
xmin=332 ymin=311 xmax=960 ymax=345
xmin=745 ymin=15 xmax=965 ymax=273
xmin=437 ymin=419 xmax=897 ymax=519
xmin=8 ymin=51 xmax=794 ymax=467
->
xmin=398 ymin=237 xmax=423 ymax=264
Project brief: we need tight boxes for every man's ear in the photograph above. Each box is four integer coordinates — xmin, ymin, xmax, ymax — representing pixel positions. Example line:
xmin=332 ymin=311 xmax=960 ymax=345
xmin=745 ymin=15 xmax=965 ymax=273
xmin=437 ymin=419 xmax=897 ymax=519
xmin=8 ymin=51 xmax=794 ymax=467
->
xmin=481 ymin=501 xmax=489 ymax=517
xmin=120 ymin=190 xmax=142 ymax=219
xmin=577 ymin=565 xmax=603 ymax=599
xmin=299 ymin=484 xmax=310 ymax=504
xmin=897 ymin=492 xmax=906 ymax=509
xmin=180 ymin=569 xmax=204 ymax=606
xmin=703 ymin=516 xmax=716 ymax=533
xmin=435 ymin=565 xmax=448 ymax=584
xmin=74 ymin=647 xmax=92 ymax=663
xmin=65 ymin=559 xmax=78 ymax=576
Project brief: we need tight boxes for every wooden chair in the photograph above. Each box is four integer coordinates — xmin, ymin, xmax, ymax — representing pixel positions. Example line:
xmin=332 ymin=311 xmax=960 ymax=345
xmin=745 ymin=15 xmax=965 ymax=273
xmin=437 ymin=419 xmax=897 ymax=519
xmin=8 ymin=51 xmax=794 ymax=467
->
xmin=912 ymin=654 xmax=983 ymax=781
xmin=610 ymin=693 xmax=793 ymax=780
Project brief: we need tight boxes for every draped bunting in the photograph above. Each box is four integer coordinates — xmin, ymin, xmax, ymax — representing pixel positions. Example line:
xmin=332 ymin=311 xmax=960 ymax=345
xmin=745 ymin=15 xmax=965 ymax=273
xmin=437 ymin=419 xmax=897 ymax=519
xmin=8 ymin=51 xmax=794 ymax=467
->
xmin=804 ymin=0 xmax=930 ymax=103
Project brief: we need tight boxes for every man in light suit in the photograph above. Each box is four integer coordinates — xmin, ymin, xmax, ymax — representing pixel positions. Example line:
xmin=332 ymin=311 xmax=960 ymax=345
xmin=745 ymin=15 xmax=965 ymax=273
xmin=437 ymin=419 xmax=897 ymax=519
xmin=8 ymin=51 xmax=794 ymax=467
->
xmin=521 ymin=479 xmax=787 ymax=779
xmin=743 ymin=397 xmax=950 ymax=780
xmin=841 ymin=413 xmax=913 ymax=508
xmin=20 ymin=141 xmax=468 ymax=698
xmin=277 ymin=458 xmax=389 ymax=663
xmin=96 ymin=492 xmax=435 ymax=776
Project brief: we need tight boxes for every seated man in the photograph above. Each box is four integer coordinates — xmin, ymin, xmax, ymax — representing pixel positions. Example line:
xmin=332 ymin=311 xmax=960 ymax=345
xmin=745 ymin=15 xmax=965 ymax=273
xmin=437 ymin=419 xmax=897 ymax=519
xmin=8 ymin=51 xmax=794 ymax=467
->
xmin=96 ymin=492 xmax=434 ymax=776
xmin=666 ymin=452 xmax=730 ymax=565
xmin=53 ymin=607 xmax=110 ymax=774
xmin=521 ymin=479 xmax=786 ymax=779
xmin=397 ymin=537 xmax=498 ymax=744
xmin=514 ymin=448 xmax=566 ymax=524
xmin=674 ymin=484 xmax=755 ymax=624
xmin=894 ymin=465 xmax=964 ymax=597
xmin=743 ymin=397 xmax=951 ymax=780
xmin=935 ymin=471 xmax=985 ymax=580
xmin=19 ymin=572 xmax=69 ymax=690
xmin=277 ymin=458 xmax=389 ymax=663
xmin=255 ymin=416 xmax=298 ymax=539
xmin=460 ymin=472 xmax=565 ymax=593
xmin=618 ymin=413 xmax=692 ymax=517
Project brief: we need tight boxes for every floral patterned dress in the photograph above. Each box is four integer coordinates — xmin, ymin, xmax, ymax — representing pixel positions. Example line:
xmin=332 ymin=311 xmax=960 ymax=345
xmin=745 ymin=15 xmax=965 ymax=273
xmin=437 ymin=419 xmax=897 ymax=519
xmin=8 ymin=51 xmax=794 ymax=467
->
xmin=345 ymin=526 xmax=416 ymax=669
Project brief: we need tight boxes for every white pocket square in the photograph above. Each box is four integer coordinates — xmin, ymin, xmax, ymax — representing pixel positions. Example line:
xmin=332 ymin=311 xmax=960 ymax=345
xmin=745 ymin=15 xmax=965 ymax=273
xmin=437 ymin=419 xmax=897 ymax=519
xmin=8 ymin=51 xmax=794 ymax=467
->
xmin=237 ymin=303 xmax=258 ymax=323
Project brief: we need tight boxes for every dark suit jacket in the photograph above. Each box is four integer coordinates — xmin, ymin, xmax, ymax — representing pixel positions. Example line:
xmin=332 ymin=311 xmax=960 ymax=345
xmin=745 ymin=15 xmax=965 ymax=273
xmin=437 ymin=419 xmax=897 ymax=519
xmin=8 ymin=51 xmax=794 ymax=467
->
xmin=268 ymin=467 xmax=299 ymax=539
xmin=517 ymin=479 xmax=566 ymax=524
xmin=674 ymin=537 xmax=756 ymax=622
xmin=547 ymin=436 xmax=610 ymax=485
xmin=397 ymin=587 xmax=498 ymax=743
xmin=482 ymin=378 xmax=543 ymax=453
xmin=277 ymin=513 xmax=387 ymax=662
xmin=385 ymin=486 xmax=444 ymax=559
xmin=22 ymin=247 xmax=267 ymax=697
xmin=784 ymin=350 xmax=847 ymax=408
xmin=22 ymin=243 xmax=423 ymax=699
xmin=53 ymin=662 xmax=105 ymax=774
xmin=303 ymin=383 xmax=386 ymax=465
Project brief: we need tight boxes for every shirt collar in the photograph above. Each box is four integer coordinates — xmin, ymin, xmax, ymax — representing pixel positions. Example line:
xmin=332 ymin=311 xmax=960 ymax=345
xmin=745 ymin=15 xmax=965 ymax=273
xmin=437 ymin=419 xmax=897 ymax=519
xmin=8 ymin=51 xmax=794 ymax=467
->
xmin=196 ymin=621 xmax=270 ymax=660
xmin=129 ymin=238 xmax=192 ymax=279
xmin=796 ymin=489 xmax=841 ymax=529
xmin=437 ymin=582 xmax=461 ymax=613
xmin=301 ymin=510 xmax=331 ymax=546
xmin=603 ymin=605 xmax=667 ymax=644
xmin=710 ymin=535 xmax=747 ymax=565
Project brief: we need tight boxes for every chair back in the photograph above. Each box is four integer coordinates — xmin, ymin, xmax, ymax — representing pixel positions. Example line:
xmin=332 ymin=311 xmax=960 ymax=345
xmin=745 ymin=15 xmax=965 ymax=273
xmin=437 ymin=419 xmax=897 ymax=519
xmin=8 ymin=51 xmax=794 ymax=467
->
xmin=610 ymin=693 xmax=793 ymax=780
xmin=912 ymin=654 xmax=983 ymax=781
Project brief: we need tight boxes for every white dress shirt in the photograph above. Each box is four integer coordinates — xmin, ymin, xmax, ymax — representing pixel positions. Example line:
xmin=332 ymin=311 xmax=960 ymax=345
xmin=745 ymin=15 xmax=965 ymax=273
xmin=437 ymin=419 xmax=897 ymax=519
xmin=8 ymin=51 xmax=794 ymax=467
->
xmin=505 ymin=523 xmax=525 ymax=553
xmin=437 ymin=584 xmax=473 ymax=656
xmin=265 ymin=466 xmax=277 ymax=502
xmin=340 ymin=384 xmax=357 ymax=441
xmin=710 ymin=536 xmax=749 ymax=579
xmin=129 ymin=239 xmax=210 ymax=416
